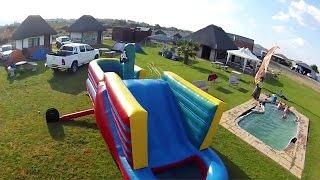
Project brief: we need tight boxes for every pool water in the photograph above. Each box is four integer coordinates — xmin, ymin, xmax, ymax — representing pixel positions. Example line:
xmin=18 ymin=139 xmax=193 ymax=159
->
xmin=238 ymin=103 xmax=298 ymax=150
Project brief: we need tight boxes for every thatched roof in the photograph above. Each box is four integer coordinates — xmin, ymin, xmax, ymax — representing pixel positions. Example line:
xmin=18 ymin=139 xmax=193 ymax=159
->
xmin=11 ymin=15 xmax=57 ymax=40
xmin=188 ymin=24 xmax=237 ymax=51
xmin=68 ymin=15 xmax=105 ymax=32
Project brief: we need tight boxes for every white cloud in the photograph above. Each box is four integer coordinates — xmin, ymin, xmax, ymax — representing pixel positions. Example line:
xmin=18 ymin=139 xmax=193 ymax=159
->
xmin=277 ymin=0 xmax=287 ymax=3
xmin=272 ymin=0 xmax=320 ymax=28
xmin=291 ymin=37 xmax=305 ymax=48
xmin=272 ymin=25 xmax=286 ymax=33
xmin=272 ymin=12 xmax=290 ymax=21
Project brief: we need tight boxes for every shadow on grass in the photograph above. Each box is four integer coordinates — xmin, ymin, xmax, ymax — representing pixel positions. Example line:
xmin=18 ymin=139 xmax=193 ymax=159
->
xmin=187 ymin=59 xmax=200 ymax=65
xmin=236 ymin=87 xmax=249 ymax=93
xmin=47 ymin=119 xmax=98 ymax=141
xmin=47 ymin=122 xmax=65 ymax=141
xmin=63 ymin=119 xmax=98 ymax=130
xmin=216 ymin=86 xmax=233 ymax=94
xmin=189 ymin=65 xmax=212 ymax=74
xmin=264 ymin=76 xmax=283 ymax=87
xmin=215 ymin=71 xmax=229 ymax=81
xmin=137 ymin=50 xmax=148 ymax=55
xmin=47 ymin=65 xmax=88 ymax=95
xmin=239 ymin=78 xmax=251 ymax=85
xmin=6 ymin=61 xmax=48 ymax=84
xmin=214 ymin=150 xmax=249 ymax=179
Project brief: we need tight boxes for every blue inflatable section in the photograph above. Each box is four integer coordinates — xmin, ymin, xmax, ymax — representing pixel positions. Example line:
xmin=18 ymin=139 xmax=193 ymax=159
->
xmin=163 ymin=75 xmax=218 ymax=148
xmin=124 ymin=79 xmax=196 ymax=168
xmin=101 ymin=79 xmax=228 ymax=179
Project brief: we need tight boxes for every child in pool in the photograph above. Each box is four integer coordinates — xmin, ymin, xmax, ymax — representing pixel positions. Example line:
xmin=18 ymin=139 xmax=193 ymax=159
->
xmin=260 ymin=101 xmax=266 ymax=112
xmin=282 ymin=105 xmax=289 ymax=119
xmin=277 ymin=101 xmax=285 ymax=110
xmin=252 ymin=101 xmax=266 ymax=113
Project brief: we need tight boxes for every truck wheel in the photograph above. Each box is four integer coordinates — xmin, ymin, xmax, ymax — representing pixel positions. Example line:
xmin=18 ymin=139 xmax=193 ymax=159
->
xmin=70 ymin=61 xmax=78 ymax=73
xmin=94 ymin=54 xmax=99 ymax=59
xmin=46 ymin=108 xmax=60 ymax=123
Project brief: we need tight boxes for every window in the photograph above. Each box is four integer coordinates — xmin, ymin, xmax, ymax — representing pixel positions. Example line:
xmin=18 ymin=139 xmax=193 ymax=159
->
xmin=60 ymin=46 xmax=73 ymax=51
xmin=28 ymin=37 xmax=40 ymax=47
xmin=79 ymin=46 xmax=86 ymax=52
xmin=85 ymin=45 xmax=94 ymax=51
xmin=61 ymin=37 xmax=70 ymax=42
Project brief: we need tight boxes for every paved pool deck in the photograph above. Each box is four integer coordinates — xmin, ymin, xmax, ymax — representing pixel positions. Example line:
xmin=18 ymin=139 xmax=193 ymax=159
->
xmin=219 ymin=95 xmax=309 ymax=178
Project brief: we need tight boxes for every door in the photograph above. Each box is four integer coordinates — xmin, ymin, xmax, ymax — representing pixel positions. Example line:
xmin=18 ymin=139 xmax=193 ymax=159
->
xmin=78 ymin=45 xmax=87 ymax=64
xmin=44 ymin=35 xmax=50 ymax=49
xmin=85 ymin=45 xmax=95 ymax=60
xmin=201 ymin=45 xmax=211 ymax=60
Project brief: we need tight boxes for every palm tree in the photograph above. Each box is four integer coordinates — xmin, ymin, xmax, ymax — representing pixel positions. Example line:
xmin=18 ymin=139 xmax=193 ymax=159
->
xmin=177 ymin=40 xmax=200 ymax=65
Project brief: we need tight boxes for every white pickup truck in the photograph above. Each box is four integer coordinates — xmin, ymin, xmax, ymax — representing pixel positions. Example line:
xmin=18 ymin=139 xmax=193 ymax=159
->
xmin=46 ymin=43 xmax=99 ymax=73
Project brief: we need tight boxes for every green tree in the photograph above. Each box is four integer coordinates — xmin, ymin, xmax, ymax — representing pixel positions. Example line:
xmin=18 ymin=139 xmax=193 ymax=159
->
xmin=311 ymin=64 xmax=319 ymax=73
xmin=177 ymin=40 xmax=200 ymax=65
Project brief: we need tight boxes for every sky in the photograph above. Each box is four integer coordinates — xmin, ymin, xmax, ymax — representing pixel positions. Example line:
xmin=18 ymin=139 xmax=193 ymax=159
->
xmin=0 ymin=0 xmax=319 ymax=66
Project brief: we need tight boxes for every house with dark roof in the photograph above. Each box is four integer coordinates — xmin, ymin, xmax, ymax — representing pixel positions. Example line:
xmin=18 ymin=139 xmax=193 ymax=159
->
xmin=153 ymin=29 xmax=166 ymax=35
xmin=253 ymin=44 xmax=267 ymax=59
xmin=227 ymin=33 xmax=254 ymax=51
xmin=173 ymin=33 xmax=182 ymax=42
xmin=188 ymin=25 xmax=237 ymax=61
xmin=112 ymin=27 xmax=151 ymax=43
xmin=11 ymin=15 xmax=57 ymax=60
xmin=68 ymin=15 xmax=105 ymax=45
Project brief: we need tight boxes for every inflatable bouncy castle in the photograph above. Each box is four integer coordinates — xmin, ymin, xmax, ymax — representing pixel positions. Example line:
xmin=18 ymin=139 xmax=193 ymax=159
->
xmin=85 ymin=44 xmax=228 ymax=179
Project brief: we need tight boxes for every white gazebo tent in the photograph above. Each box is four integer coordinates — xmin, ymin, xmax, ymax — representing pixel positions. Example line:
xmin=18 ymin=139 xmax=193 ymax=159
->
xmin=226 ymin=48 xmax=261 ymax=73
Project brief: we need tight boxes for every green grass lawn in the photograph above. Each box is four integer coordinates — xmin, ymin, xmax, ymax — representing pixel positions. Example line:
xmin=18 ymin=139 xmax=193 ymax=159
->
xmin=0 ymin=41 xmax=319 ymax=179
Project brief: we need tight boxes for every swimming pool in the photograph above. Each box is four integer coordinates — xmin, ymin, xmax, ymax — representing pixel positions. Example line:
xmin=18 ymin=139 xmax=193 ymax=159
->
xmin=238 ymin=103 xmax=298 ymax=151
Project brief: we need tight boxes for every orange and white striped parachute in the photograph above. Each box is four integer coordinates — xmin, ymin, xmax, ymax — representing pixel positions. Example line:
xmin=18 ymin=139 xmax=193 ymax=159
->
xmin=255 ymin=46 xmax=279 ymax=84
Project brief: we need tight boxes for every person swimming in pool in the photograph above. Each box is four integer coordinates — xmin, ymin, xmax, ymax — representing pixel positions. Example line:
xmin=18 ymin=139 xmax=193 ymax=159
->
xmin=282 ymin=105 xmax=289 ymax=119
xmin=260 ymin=101 xmax=266 ymax=112
xmin=277 ymin=101 xmax=285 ymax=110
xmin=252 ymin=101 xmax=266 ymax=114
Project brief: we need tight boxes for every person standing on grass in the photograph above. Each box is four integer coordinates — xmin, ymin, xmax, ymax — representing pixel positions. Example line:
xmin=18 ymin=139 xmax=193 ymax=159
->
xmin=252 ymin=77 xmax=264 ymax=101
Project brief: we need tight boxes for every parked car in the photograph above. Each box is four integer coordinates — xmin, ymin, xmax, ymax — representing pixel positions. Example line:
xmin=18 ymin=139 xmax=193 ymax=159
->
xmin=46 ymin=43 xmax=99 ymax=73
xmin=0 ymin=44 xmax=13 ymax=61
xmin=56 ymin=36 xmax=72 ymax=48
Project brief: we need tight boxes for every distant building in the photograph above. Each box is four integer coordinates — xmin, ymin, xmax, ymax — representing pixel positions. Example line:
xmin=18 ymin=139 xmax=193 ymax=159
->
xmin=228 ymin=33 xmax=254 ymax=51
xmin=11 ymin=15 xmax=57 ymax=60
xmin=272 ymin=53 xmax=292 ymax=67
xmin=112 ymin=27 xmax=151 ymax=43
xmin=252 ymin=44 xmax=267 ymax=59
xmin=292 ymin=61 xmax=317 ymax=79
xmin=153 ymin=29 xmax=166 ymax=35
xmin=68 ymin=15 xmax=105 ymax=45
xmin=188 ymin=24 xmax=237 ymax=61
xmin=134 ymin=27 xmax=152 ymax=42
xmin=173 ymin=33 xmax=182 ymax=42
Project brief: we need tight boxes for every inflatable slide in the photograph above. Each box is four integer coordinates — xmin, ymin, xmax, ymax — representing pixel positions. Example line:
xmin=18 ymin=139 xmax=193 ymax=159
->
xmin=85 ymin=44 xmax=228 ymax=179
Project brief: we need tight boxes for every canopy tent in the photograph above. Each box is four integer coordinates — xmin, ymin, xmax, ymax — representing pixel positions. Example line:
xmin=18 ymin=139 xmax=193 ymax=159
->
xmin=226 ymin=48 xmax=261 ymax=73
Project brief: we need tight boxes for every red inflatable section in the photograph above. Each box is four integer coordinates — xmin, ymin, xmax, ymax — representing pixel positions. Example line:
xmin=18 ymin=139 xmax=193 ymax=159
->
xmin=94 ymin=85 xmax=129 ymax=179
xmin=104 ymin=74 xmax=131 ymax=127
xmin=104 ymin=74 xmax=134 ymax=167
